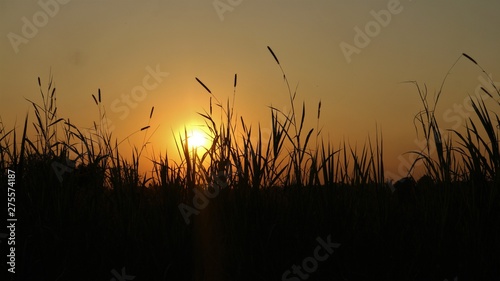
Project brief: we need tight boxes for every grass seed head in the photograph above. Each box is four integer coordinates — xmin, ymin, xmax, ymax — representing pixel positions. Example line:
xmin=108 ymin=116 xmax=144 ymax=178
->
xmin=463 ymin=53 xmax=477 ymax=65
xmin=318 ymin=100 xmax=321 ymax=119
xmin=195 ymin=77 xmax=212 ymax=94
xmin=267 ymin=46 xmax=280 ymax=65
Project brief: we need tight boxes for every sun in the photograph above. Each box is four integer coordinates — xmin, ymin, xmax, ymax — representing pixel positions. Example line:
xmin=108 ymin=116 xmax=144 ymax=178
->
xmin=187 ymin=129 xmax=208 ymax=150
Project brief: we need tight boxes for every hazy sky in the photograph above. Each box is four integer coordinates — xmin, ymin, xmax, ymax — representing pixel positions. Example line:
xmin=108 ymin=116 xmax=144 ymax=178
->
xmin=1 ymin=0 xmax=499 ymax=179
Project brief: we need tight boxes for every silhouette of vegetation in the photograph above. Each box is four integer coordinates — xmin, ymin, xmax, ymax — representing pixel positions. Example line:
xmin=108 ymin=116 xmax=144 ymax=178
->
xmin=1 ymin=51 xmax=499 ymax=280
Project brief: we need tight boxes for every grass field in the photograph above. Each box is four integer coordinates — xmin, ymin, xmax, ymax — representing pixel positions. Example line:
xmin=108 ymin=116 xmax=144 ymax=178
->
xmin=1 ymin=50 xmax=499 ymax=280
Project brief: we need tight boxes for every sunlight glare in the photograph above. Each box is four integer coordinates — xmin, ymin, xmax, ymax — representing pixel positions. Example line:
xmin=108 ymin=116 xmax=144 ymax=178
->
xmin=187 ymin=129 xmax=208 ymax=150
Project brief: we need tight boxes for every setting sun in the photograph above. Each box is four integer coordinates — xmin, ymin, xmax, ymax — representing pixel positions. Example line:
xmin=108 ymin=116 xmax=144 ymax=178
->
xmin=187 ymin=128 xmax=208 ymax=150
xmin=3 ymin=1 xmax=500 ymax=279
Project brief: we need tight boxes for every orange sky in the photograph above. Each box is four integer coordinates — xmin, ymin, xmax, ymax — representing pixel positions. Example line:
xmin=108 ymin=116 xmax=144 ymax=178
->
xmin=1 ymin=0 xmax=499 ymax=180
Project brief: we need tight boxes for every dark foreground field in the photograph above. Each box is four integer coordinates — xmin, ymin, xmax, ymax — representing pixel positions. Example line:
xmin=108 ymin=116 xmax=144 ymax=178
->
xmin=8 ymin=169 xmax=500 ymax=281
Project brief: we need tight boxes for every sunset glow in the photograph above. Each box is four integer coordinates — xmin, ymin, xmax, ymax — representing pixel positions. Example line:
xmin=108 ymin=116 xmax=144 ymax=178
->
xmin=187 ymin=128 xmax=209 ymax=151
xmin=2 ymin=2 xmax=500 ymax=279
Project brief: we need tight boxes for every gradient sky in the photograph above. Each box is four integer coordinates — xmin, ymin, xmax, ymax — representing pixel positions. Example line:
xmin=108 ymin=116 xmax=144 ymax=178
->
xmin=1 ymin=0 xmax=500 ymax=179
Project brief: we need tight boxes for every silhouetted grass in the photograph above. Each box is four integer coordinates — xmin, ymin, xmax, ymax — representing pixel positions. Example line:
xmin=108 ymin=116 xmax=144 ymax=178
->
xmin=1 ymin=50 xmax=499 ymax=281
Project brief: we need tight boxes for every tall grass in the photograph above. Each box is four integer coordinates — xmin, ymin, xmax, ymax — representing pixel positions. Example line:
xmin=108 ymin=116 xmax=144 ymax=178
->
xmin=408 ymin=53 xmax=499 ymax=188
xmin=150 ymin=47 xmax=385 ymax=190
xmin=1 ymin=49 xmax=499 ymax=280
xmin=3 ymin=52 xmax=497 ymax=191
